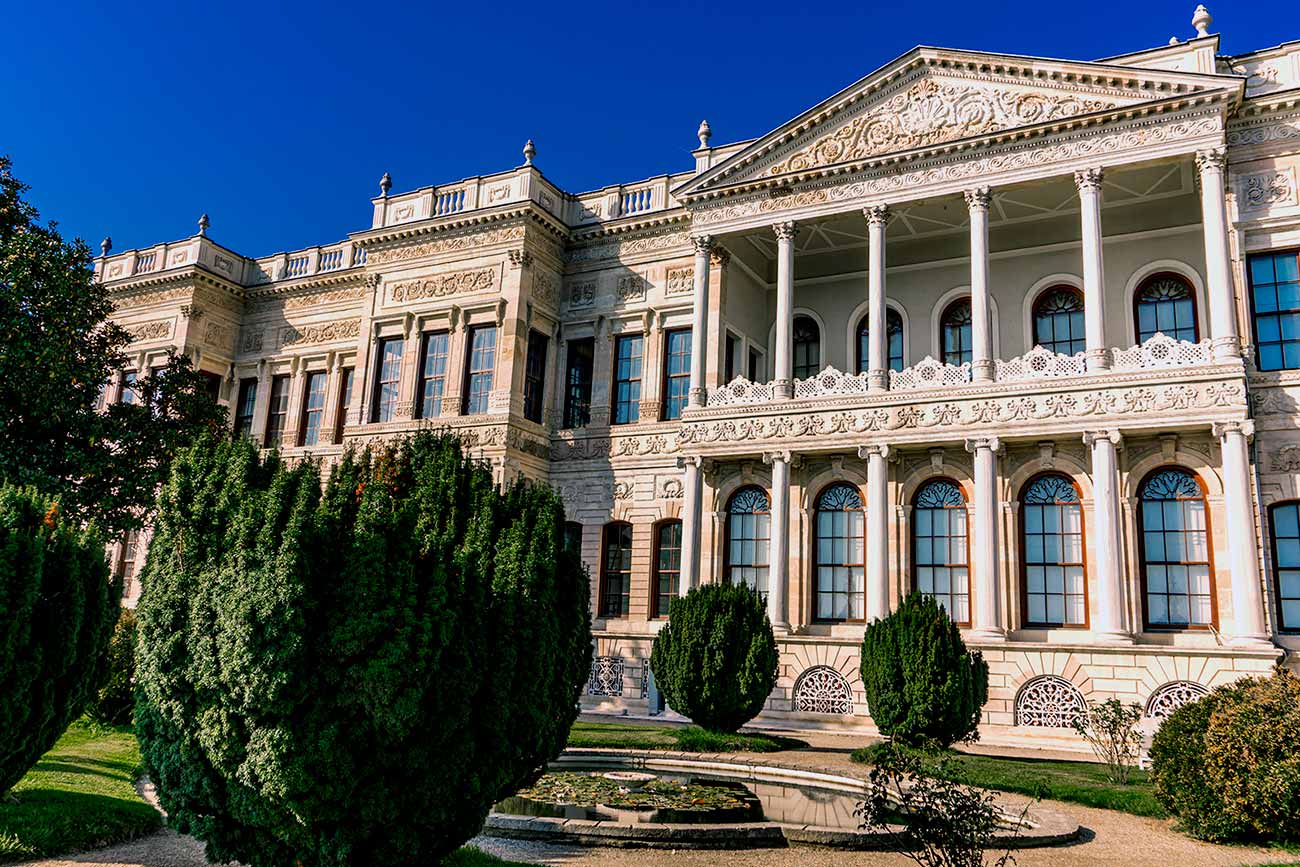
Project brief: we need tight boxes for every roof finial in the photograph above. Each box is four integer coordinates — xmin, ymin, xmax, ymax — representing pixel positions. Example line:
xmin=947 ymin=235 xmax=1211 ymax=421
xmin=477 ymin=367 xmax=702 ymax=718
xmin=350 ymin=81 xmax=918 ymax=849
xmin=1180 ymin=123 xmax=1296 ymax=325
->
xmin=522 ymin=139 xmax=536 ymax=166
xmin=1192 ymin=4 xmax=1212 ymax=38
xmin=100 ymin=236 xmax=112 ymax=257
xmin=197 ymin=213 xmax=210 ymax=237
xmin=1169 ymin=36 xmax=1180 ymax=45
xmin=379 ymin=171 xmax=392 ymax=197
xmin=697 ymin=119 xmax=712 ymax=149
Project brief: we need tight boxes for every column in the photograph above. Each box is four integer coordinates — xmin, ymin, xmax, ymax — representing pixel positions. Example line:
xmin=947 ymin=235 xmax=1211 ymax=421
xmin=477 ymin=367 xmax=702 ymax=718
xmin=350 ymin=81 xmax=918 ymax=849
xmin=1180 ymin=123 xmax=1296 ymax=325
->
xmin=639 ymin=310 xmax=663 ymax=421
xmin=964 ymin=436 xmax=1005 ymax=640
xmin=772 ymin=222 xmax=797 ymax=400
xmin=859 ymin=444 xmax=892 ymax=621
xmin=1197 ymin=148 xmax=1241 ymax=361
xmin=764 ymin=450 xmax=792 ymax=630
xmin=965 ymin=187 xmax=994 ymax=382
xmin=1076 ymin=168 xmax=1109 ymax=371
xmin=282 ymin=357 xmax=307 ymax=447
xmin=864 ymin=206 xmax=889 ymax=392
xmin=688 ymin=235 xmax=713 ymax=407
xmin=678 ymin=456 xmax=704 ymax=595
xmin=1214 ymin=421 xmax=1272 ymax=646
xmin=1083 ymin=430 xmax=1132 ymax=643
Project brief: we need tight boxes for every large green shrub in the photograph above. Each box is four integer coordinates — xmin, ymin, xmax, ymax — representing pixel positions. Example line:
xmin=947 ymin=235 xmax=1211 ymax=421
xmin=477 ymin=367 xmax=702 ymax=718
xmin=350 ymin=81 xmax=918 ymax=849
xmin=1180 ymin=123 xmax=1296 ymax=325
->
xmin=650 ymin=582 xmax=778 ymax=733
xmin=135 ymin=432 xmax=591 ymax=867
xmin=1151 ymin=668 xmax=1300 ymax=843
xmin=0 ymin=484 xmax=117 ymax=794
xmin=89 ymin=607 xmax=138 ymax=726
xmin=859 ymin=592 xmax=988 ymax=748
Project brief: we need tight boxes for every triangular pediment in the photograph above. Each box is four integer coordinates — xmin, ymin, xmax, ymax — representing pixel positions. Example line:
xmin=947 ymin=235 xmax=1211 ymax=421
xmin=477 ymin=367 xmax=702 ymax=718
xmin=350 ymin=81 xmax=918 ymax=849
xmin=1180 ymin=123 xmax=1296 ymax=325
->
xmin=677 ymin=47 xmax=1240 ymax=198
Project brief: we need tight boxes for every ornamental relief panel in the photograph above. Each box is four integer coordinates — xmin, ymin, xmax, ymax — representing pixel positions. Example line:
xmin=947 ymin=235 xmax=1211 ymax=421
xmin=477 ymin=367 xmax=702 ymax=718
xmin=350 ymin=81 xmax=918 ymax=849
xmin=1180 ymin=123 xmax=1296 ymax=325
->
xmin=567 ymin=228 xmax=691 ymax=265
xmin=366 ymin=225 xmax=526 ymax=266
xmin=566 ymin=280 xmax=597 ymax=309
xmin=550 ymin=432 xmax=681 ymax=462
xmin=125 ymin=320 xmax=174 ymax=343
xmin=665 ymin=265 xmax=694 ymax=296
xmin=279 ymin=318 xmax=361 ymax=348
xmin=1239 ymin=168 xmax=1298 ymax=211
xmin=388 ymin=267 xmax=497 ymax=303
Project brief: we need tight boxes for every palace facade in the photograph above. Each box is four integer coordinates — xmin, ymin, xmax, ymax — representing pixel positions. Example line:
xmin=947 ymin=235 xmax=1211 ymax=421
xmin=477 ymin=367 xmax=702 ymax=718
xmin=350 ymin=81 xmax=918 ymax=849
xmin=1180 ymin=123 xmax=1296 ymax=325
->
xmin=100 ymin=7 xmax=1300 ymax=745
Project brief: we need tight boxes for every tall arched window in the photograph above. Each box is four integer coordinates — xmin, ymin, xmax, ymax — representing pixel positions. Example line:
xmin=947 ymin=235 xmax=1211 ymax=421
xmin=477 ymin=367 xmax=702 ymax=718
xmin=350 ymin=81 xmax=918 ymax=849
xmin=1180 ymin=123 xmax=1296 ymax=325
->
xmin=940 ymin=299 xmax=973 ymax=365
xmin=1268 ymin=501 xmax=1300 ymax=632
xmin=1135 ymin=274 xmax=1199 ymax=344
xmin=856 ymin=309 xmax=905 ymax=374
xmin=1138 ymin=469 xmax=1214 ymax=629
xmin=1032 ymin=287 xmax=1086 ymax=355
xmin=815 ymin=483 xmax=866 ymax=622
xmin=726 ymin=487 xmax=771 ymax=600
xmin=913 ymin=479 xmax=970 ymax=625
xmin=793 ymin=316 xmax=821 ymax=379
xmin=652 ymin=520 xmax=682 ymax=619
xmin=600 ymin=522 xmax=633 ymax=619
xmin=1021 ymin=475 xmax=1086 ymax=627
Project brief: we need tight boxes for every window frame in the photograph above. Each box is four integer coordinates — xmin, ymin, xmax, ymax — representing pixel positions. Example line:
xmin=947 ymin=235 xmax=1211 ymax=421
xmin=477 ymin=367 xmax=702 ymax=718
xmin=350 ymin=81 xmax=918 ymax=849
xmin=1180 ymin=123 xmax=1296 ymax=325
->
xmin=334 ymin=367 xmax=354 ymax=443
xmin=651 ymin=519 xmax=683 ymax=619
xmin=612 ymin=333 xmax=644 ymax=425
xmin=792 ymin=315 xmax=821 ymax=380
xmin=119 ymin=369 xmax=138 ymax=405
xmin=370 ymin=336 xmax=404 ymax=423
xmin=1136 ymin=466 xmax=1217 ymax=632
xmin=1133 ymin=272 xmax=1200 ymax=345
xmin=522 ymin=329 xmax=549 ymax=424
xmin=1018 ymin=472 xmax=1088 ymax=629
xmin=563 ymin=336 xmax=595 ymax=429
xmin=1247 ymin=248 xmax=1300 ymax=372
xmin=299 ymin=370 xmax=328 ymax=447
xmin=599 ymin=521 xmax=634 ymax=619
xmin=911 ymin=477 xmax=972 ymax=627
xmin=939 ymin=298 xmax=974 ymax=366
xmin=813 ymin=482 xmax=867 ymax=624
xmin=1031 ymin=286 xmax=1087 ymax=356
xmin=462 ymin=324 xmax=497 ymax=415
xmin=855 ymin=308 xmax=905 ymax=374
xmin=661 ymin=327 xmax=692 ymax=421
xmin=415 ymin=330 xmax=451 ymax=420
xmin=724 ymin=486 xmax=771 ymax=601
xmin=1268 ymin=500 xmax=1300 ymax=633
xmin=264 ymin=374 xmax=291 ymax=447
xmin=233 ymin=377 xmax=258 ymax=438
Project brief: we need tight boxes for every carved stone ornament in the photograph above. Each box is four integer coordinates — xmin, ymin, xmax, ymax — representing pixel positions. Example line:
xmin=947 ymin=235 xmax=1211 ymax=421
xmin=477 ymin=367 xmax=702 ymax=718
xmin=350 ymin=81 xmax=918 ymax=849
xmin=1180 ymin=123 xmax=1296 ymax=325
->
xmin=390 ymin=267 xmax=497 ymax=303
xmin=792 ymin=666 xmax=855 ymax=715
xmin=1014 ymin=675 xmax=1086 ymax=728
xmin=279 ymin=319 xmax=361 ymax=348
xmin=125 ymin=320 xmax=173 ymax=343
xmin=1271 ymin=443 xmax=1300 ymax=472
xmin=1241 ymin=169 xmax=1297 ymax=210
xmin=666 ymin=265 xmax=694 ymax=295
xmin=367 ymin=225 xmax=525 ymax=265
xmin=567 ymin=280 xmax=596 ymax=308
xmin=616 ymin=274 xmax=647 ymax=303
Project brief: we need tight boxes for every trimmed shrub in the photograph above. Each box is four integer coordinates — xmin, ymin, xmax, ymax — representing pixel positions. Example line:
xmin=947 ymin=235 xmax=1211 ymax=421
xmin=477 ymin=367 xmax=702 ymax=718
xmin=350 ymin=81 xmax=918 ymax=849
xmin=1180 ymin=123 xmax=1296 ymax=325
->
xmin=0 ymin=484 xmax=118 ymax=794
xmin=134 ymin=432 xmax=591 ymax=867
xmin=650 ymin=582 xmax=778 ymax=733
xmin=89 ymin=608 xmax=137 ymax=726
xmin=859 ymin=592 xmax=988 ymax=748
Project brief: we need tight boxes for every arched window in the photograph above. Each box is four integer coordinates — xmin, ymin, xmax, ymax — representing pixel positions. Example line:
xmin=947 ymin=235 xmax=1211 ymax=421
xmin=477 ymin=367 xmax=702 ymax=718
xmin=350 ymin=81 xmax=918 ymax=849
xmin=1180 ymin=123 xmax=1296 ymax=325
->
xmin=1135 ymin=273 xmax=1198 ymax=344
xmin=940 ymin=299 xmax=973 ymax=365
xmin=1032 ymin=287 xmax=1086 ymax=356
xmin=1268 ymin=501 xmax=1300 ymax=632
xmin=652 ymin=520 xmax=682 ymax=619
xmin=1138 ymin=469 xmax=1214 ymax=629
xmin=856 ymin=308 xmax=905 ymax=374
xmin=912 ymin=479 xmax=970 ymax=625
xmin=726 ymin=487 xmax=771 ymax=600
xmin=793 ymin=316 xmax=821 ymax=380
xmin=1021 ymin=475 xmax=1086 ymax=627
xmin=599 ymin=522 xmax=633 ymax=619
xmin=815 ymin=483 xmax=866 ymax=622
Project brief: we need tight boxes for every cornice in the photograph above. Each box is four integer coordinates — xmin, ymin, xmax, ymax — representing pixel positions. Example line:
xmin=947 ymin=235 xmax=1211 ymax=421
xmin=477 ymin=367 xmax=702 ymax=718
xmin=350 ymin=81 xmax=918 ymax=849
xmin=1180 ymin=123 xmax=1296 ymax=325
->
xmin=107 ymin=266 xmax=247 ymax=301
xmin=570 ymin=210 xmax=690 ymax=243
xmin=243 ymin=267 xmax=372 ymax=301
xmin=353 ymin=202 xmax=569 ymax=250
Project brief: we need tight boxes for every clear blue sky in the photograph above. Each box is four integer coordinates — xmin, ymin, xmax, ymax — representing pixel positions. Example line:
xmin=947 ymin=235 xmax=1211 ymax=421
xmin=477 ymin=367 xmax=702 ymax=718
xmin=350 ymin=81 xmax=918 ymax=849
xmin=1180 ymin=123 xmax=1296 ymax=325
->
xmin=5 ymin=1 xmax=1294 ymax=258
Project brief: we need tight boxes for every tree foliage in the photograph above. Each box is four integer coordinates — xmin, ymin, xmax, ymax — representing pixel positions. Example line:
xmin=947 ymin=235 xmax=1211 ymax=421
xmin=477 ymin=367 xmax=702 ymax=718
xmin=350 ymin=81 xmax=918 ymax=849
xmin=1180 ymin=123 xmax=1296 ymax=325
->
xmin=0 ymin=156 xmax=227 ymax=537
xmin=0 ymin=484 xmax=118 ymax=795
xmin=859 ymin=592 xmax=989 ymax=749
xmin=1069 ymin=698 xmax=1143 ymax=785
xmin=134 ymin=431 xmax=591 ymax=867
xmin=89 ymin=607 xmax=138 ymax=726
xmin=649 ymin=582 xmax=779 ymax=733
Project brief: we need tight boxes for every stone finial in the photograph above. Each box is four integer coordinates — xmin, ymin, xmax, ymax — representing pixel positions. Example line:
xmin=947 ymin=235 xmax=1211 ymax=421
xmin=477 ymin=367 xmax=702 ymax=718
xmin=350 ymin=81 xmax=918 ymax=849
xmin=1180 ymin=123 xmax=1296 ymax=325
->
xmin=697 ymin=119 xmax=712 ymax=149
xmin=522 ymin=139 xmax=536 ymax=166
xmin=1169 ymin=36 xmax=1180 ymax=45
xmin=100 ymin=236 xmax=112 ymax=257
xmin=379 ymin=171 xmax=392 ymax=196
xmin=197 ymin=213 xmax=210 ymax=237
xmin=1192 ymin=4 xmax=1211 ymax=37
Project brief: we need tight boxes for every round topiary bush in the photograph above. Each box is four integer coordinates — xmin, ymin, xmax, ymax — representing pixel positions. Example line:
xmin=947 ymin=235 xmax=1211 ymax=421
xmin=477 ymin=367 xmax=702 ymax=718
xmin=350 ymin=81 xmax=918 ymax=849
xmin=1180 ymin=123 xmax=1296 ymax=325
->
xmin=1151 ymin=668 xmax=1300 ymax=843
xmin=0 ymin=484 xmax=118 ymax=795
xmin=650 ymin=582 xmax=778 ymax=733
xmin=859 ymin=591 xmax=988 ymax=748
xmin=89 ymin=607 xmax=137 ymax=726
xmin=135 ymin=432 xmax=592 ymax=867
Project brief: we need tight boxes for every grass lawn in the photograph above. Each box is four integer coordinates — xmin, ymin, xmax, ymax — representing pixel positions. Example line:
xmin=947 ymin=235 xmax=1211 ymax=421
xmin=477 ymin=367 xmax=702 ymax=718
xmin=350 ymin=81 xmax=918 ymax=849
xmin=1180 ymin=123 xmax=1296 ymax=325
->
xmin=850 ymin=744 xmax=1164 ymax=817
xmin=442 ymin=846 xmax=531 ymax=866
xmin=567 ymin=720 xmax=806 ymax=753
xmin=0 ymin=719 xmax=161 ymax=863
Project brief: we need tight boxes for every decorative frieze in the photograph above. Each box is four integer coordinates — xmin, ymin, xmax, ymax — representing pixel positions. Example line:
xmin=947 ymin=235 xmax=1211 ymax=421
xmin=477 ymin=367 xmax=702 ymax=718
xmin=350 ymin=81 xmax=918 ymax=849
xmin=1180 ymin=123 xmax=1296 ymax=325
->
xmin=550 ymin=432 xmax=680 ymax=462
xmin=567 ymin=280 xmax=597 ymax=308
xmin=532 ymin=272 xmax=559 ymax=307
xmin=616 ymin=274 xmax=647 ymax=303
xmin=279 ymin=319 xmax=361 ymax=348
xmin=389 ymin=267 xmax=497 ymax=303
xmin=665 ymin=265 xmax=694 ymax=296
xmin=567 ymin=229 xmax=691 ymax=265
xmin=284 ymin=285 xmax=367 ymax=310
xmin=366 ymin=225 xmax=525 ymax=265
xmin=124 ymin=320 xmax=174 ymax=343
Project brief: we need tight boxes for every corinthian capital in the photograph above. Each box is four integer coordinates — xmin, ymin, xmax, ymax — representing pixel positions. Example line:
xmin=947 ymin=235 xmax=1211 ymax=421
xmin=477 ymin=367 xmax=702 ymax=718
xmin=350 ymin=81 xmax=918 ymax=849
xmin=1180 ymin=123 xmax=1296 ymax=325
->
xmin=863 ymin=204 xmax=890 ymax=226
xmin=1195 ymin=148 xmax=1228 ymax=175
xmin=857 ymin=443 xmax=892 ymax=460
xmin=772 ymin=221 xmax=798 ymax=242
xmin=1073 ymin=168 xmax=1104 ymax=193
xmin=1212 ymin=419 xmax=1255 ymax=441
xmin=964 ymin=436 xmax=1003 ymax=455
xmin=1082 ymin=429 xmax=1123 ymax=448
xmin=710 ymin=246 xmax=731 ymax=267
xmin=963 ymin=187 xmax=992 ymax=211
xmin=691 ymin=234 xmax=714 ymax=255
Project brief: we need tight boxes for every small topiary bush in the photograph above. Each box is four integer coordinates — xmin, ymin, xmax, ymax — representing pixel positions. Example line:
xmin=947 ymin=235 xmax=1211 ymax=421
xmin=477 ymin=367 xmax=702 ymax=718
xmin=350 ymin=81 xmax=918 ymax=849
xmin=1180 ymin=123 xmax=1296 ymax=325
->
xmin=0 ymin=484 xmax=118 ymax=795
xmin=135 ymin=432 xmax=592 ymax=867
xmin=1151 ymin=668 xmax=1300 ymax=843
xmin=650 ymin=582 xmax=778 ymax=733
xmin=89 ymin=607 xmax=137 ymax=726
xmin=859 ymin=592 xmax=988 ymax=749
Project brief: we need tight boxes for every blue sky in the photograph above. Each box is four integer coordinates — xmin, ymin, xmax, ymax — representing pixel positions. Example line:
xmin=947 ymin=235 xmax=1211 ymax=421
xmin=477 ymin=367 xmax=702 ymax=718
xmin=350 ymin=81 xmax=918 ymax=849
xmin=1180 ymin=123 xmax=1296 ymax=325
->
xmin=5 ymin=1 xmax=1294 ymax=258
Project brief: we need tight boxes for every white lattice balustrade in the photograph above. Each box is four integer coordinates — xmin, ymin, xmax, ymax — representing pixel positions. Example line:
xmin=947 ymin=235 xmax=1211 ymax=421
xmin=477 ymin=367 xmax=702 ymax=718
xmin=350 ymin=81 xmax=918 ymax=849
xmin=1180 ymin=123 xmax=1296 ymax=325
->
xmin=995 ymin=345 xmax=1087 ymax=382
xmin=706 ymin=377 xmax=774 ymax=407
xmin=889 ymin=356 xmax=973 ymax=391
xmin=1109 ymin=333 xmax=1213 ymax=370
xmin=793 ymin=366 xmax=871 ymax=399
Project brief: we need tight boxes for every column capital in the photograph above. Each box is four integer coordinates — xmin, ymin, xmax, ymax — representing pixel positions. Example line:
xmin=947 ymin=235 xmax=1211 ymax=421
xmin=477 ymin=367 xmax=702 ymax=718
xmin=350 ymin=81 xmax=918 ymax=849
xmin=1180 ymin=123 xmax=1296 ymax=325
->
xmin=709 ymin=246 xmax=731 ymax=267
xmin=762 ymin=449 xmax=794 ymax=465
xmin=1082 ymin=429 xmax=1124 ymax=448
xmin=1212 ymin=419 xmax=1255 ymax=441
xmin=1195 ymin=147 xmax=1228 ymax=175
xmin=857 ymin=444 xmax=892 ymax=460
xmin=676 ymin=455 xmax=704 ymax=469
xmin=1073 ymin=167 xmax=1105 ymax=193
xmin=964 ymin=435 xmax=1003 ymax=455
xmin=863 ymin=204 xmax=890 ymax=226
xmin=772 ymin=220 xmax=798 ymax=242
xmin=507 ymin=249 xmax=533 ymax=269
xmin=963 ymin=186 xmax=993 ymax=211
xmin=691 ymin=234 xmax=715 ymax=254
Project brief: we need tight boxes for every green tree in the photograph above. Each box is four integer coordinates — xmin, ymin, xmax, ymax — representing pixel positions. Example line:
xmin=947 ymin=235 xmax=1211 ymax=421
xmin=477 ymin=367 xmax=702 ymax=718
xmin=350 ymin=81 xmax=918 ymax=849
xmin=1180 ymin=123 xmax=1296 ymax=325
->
xmin=0 ymin=484 xmax=119 ymax=795
xmin=89 ymin=607 xmax=138 ymax=726
xmin=0 ymin=156 xmax=226 ymax=537
xmin=859 ymin=592 xmax=989 ymax=749
xmin=135 ymin=432 xmax=591 ymax=867
xmin=649 ymin=582 xmax=779 ymax=733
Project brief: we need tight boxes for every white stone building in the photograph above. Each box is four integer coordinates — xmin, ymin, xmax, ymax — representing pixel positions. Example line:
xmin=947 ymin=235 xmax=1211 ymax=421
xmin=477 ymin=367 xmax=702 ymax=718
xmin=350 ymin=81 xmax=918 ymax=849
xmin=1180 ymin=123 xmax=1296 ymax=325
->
xmin=99 ymin=7 xmax=1300 ymax=744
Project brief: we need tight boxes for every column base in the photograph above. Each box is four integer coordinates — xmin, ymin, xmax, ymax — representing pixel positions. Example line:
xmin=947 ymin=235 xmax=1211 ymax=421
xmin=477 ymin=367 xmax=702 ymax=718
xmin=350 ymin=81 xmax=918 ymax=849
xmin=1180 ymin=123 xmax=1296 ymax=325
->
xmin=966 ymin=627 xmax=1007 ymax=642
xmin=688 ymin=387 xmax=706 ymax=408
xmin=971 ymin=360 xmax=994 ymax=382
xmin=1091 ymin=630 xmax=1136 ymax=646
xmin=1085 ymin=349 xmax=1110 ymax=372
xmin=1211 ymin=337 xmax=1242 ymax=362
xmin=773 ymin=379 xmax=793 ymax=400
xmin=867 ymin=370 xmax=888 ymax=391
